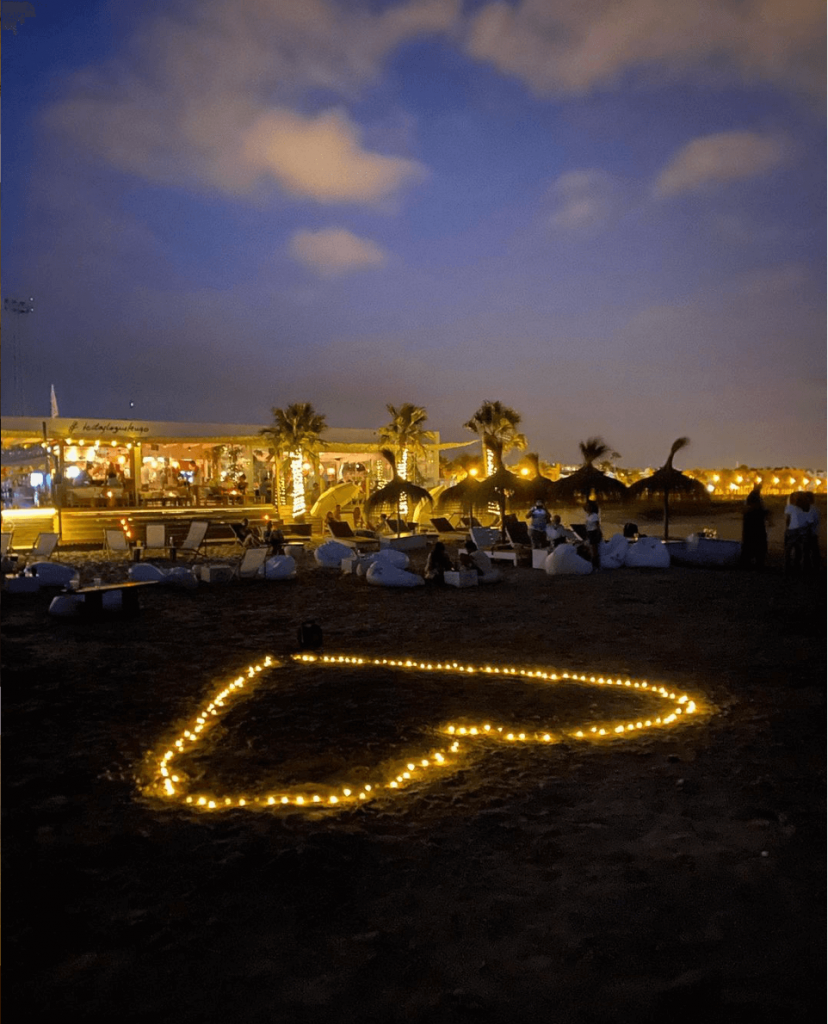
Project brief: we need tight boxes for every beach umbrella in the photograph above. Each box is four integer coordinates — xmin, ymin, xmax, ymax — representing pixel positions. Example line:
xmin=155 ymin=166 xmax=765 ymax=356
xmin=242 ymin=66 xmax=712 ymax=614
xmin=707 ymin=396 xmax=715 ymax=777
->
xmin=550 ymin=464 xmax=629 ymax=503
xmin=549 ymin=436 xmax=628 ymax=504
xmin=308 ymin=481 xmax=359 ymax=520
xmin=411 ymin=484 xmax=448 ymax=526
xmin=436 ymin=476 xmax=484 ymax=520
xmin=627 ymin=437 xmax=708 ymax=540
xmin=366 ymin=449 xmax=433 ymax=536
xmin=519 ymin=452 xmax=557 ymax=507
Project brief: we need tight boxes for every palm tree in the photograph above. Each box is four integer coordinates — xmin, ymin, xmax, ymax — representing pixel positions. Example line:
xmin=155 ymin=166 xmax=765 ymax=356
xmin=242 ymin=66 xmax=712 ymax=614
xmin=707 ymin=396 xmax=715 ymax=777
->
xmin=366 ymin=449 xmax=433 ymax=536
xmin=551 ymin=436 xmax=628 ymax=503
xmin=475 ymin=438 xmax=530 ymax=540
xmin=628 ymin=437 xmax=708 ymax=540
xmin=259 ymin=402 xmax=327 ymax=520
xmin=463 ymin=400 xmax=527 ymax=477
xmin=378 ymin=403 xmax=436 ymax=515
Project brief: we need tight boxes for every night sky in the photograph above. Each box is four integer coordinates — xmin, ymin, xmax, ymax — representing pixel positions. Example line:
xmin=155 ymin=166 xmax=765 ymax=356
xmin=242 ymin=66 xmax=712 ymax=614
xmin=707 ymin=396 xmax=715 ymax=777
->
xmin=2 ymin=0 xmax=825 ymax=468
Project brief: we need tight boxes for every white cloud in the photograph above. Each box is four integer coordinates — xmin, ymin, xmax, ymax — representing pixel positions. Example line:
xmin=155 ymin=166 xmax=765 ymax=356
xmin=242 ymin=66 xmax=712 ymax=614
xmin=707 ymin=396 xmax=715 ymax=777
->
xmin=288 ymin=228 xmax=388 ymax=276
xmin=44 ymin=0 xmax=457 ymax=201
xmin=655 ymin=131 xmax=788 ymax=196
xmin=465 ymin=0 xmax=824 ymax=97
xmin=547 ymin=169 xmax=622 ymax=233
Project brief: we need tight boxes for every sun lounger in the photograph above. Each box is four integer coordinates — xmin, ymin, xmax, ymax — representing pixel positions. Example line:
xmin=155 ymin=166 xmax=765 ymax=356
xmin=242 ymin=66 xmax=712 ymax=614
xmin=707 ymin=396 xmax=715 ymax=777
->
xmin=178 ymin=520 xmax=209 ymax=559
xmin=27 ymin=532 xmax=59 ymax=561
xmin=232 ymin=546 xmax=269 ymax=579
xmin=1 ymin=530 xmax=13 ymax=557
xmin=103 ymin=529 xmax=131 ymax=556
xmin=144 ymin=523 xmax=168 ymax=556
xmin=429 ymin=517 xmax=466 ymax=537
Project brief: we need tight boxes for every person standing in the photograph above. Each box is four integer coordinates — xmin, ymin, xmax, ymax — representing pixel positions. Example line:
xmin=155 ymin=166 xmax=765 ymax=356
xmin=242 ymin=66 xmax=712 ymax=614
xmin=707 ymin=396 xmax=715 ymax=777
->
xmin=802 ymin=491 xmax=821 ymax=572
xmin=526 ymin=500 xmax=551 ymax=549
xmin=783 ymin=492 xmax=809 ymax=574
xmin=740 ymin=485 xmax=768 ymax=570
xmin=584 ymin=499 xmax=602 ymax=568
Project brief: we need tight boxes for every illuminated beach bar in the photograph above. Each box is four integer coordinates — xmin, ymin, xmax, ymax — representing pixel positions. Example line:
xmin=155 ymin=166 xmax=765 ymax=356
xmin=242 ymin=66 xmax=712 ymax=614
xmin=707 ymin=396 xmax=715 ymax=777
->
xmin=1 ymin=415 xmax=455 ymax=537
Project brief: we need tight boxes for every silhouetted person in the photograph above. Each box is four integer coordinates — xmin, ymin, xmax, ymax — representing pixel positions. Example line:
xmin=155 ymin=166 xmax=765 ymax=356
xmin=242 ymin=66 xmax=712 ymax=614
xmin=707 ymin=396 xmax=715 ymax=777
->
xmin=740 ymin=485 xmax=768 ymax=570
xmin=584 ymin=499 xmax=602 ymax=568
xmin=425 ymin=541 xmax=455 ymax=584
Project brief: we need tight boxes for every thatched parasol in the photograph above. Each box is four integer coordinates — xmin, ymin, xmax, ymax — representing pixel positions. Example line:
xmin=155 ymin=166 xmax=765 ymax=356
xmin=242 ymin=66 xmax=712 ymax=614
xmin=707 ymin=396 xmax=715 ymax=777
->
xmin=436 ymin=476 xmax=485 ymax=521
xmin=520 ymin=452 xmax=557 ymax=506
xmin=550 ymin=464 xmax=629 ymax=503
xmin=627 ymin=437 xmax=708 ymax=540
xmin=366 ymin=449 xmax=433 ymax=536
xmin=549 ymin=436 xmax=628 ymax=504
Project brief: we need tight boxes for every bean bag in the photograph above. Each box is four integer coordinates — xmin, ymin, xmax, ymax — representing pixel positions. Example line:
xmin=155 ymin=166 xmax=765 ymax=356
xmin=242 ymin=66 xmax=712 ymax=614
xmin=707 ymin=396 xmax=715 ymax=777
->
xmin=261 ymin=555 xmax=297 ymax=580
xmin=544 ymin=544 xmax=593 ymax=575
xmin=129 ymin=563 xmax=199 ymax=588
xmin=599 ymin=533 xmax=628 ymax=569
xmin=165 ymin=566 xmax=199 ymax=589
xmin=365 ymin=561 xmax=425 ymax=587
xmin=466 ymin=550 xmax=501 ymax=584
xmin=48 ymin=594 xmax=84 ymax=616
xmin=130 ymin=563 xmax=167 ymax=582
xmin=25 ymin=562 xmax=80 ymax=587
xmin=5 ymin=574 xmax=42 ymax=594
xmin=314 ymin=541 xmax=354 ymax=568
xmin=355 ymin=549 xmax=410 ymax=576
xmin=625 ymin=536 xmax=671 ymax=568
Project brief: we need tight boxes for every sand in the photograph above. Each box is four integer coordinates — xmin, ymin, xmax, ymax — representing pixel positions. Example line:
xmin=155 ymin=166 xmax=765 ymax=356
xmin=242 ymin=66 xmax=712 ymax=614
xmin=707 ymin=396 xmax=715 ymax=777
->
xmin=3 ymin=502 xmax=825 ymax=1024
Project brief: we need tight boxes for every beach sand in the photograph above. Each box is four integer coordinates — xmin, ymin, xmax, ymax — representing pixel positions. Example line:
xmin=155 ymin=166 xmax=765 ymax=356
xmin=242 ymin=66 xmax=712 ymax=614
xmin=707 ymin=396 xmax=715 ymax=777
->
xmin=4 ymin=501 xmax=824 ymax=1023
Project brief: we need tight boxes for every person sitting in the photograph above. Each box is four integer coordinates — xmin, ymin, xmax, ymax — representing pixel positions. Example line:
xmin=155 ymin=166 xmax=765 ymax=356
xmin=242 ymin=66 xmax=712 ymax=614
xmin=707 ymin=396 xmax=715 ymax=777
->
xmin=262 ymin=521 xmax=285 ymax=555
xmin=459 ymin=540 xmax=501 ymax=583
xmin=545 ymin=515 xmax=569 ymax=548
xmin=232 ymin=517 xmax=261 ymax=549
xmin=425 ymin=541 xmax=455 ymax=584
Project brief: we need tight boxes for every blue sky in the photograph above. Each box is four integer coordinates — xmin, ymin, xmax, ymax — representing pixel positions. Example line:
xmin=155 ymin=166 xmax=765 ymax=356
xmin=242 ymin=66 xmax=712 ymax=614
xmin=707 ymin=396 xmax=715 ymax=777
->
xmin=2 ymin=0 xmax=825 ymax=468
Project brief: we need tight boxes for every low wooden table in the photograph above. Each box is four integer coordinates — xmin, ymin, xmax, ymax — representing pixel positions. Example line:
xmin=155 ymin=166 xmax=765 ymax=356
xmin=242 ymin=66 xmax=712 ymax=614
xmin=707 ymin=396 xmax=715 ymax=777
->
xmin=72 ymin=580 xmax=158 ymax=614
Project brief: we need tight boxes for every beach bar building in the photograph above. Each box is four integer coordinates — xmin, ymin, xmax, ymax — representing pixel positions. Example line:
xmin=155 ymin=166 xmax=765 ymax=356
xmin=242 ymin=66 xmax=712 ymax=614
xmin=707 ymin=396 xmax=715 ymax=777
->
xmin=1 ymin=415 xmax=464 ymax=544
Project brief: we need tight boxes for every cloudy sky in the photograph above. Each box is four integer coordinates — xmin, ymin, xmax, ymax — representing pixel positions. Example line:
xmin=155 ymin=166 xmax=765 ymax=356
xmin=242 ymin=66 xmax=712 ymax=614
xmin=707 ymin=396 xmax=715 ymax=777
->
xmin=2 ymin=0 xmax=825 ymax=468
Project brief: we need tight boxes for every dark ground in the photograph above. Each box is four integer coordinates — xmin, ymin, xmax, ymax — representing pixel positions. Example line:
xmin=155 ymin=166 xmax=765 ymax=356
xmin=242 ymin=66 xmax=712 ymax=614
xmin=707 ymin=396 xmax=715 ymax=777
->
xmin=2 ymin=535 xmax=825 ymax=1024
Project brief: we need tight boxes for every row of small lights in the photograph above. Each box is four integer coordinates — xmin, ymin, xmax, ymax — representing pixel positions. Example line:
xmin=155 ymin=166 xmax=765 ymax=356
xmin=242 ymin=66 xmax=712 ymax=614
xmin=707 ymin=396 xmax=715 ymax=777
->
xmin=145 ymin=653 xmax=706 ymax=814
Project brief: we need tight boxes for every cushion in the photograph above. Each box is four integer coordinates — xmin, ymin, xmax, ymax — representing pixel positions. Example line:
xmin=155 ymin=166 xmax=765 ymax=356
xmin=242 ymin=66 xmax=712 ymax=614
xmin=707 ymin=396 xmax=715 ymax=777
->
xmin=48 ymin=594 xmax=84 ymax=616
xmin=544 ymin=544 xmax=593 ymax=575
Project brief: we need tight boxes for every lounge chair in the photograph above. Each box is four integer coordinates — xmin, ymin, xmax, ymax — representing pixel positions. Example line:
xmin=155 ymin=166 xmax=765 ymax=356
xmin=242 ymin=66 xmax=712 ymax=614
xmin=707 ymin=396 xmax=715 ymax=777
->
xmin=232 ymin=546 xmax=268 ymax=580
xmin=178 ymin=520 xmax=209 ymax=559
xmin=1 ymin=530 xmax=13 ymax=557
xmin=103 ymin=529 xmax=131 ymax=556
xmin=504 ymin=519 xmax=533 ymax=547
xmin=28 ymin=532 xmax=59 ymax=561
xmin=327 ymin=519 xmax=380 ymax=548
xmin=469 ymin=525 xmax=517 ymax=565
xmin=144 ymin=523 xmax=167 ymax=556
xmin=428 ymin=517 xmax=466 ymax=539
xmin=461 ymin=516 xmax=484 ymax=530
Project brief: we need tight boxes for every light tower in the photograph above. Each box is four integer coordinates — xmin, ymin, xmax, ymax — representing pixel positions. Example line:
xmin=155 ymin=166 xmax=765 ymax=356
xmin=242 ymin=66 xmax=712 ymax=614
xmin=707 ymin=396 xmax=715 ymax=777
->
xmin=3 ymin=296 xmax=35 ymax=415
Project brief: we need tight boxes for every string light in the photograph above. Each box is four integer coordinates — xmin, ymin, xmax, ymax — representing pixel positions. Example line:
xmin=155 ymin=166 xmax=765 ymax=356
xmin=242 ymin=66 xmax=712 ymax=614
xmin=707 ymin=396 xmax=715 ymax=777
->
xmin=143 ymin=653 xmax=709 ymax=814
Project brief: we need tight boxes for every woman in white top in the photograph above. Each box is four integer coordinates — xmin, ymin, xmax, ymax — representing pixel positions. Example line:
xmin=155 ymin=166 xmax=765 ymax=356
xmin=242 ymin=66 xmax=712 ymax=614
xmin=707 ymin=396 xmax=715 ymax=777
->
xmin=584 ymin=500 xmax=602 ymax=568
xmin=783 ymin=492 xmax=808 ymax=573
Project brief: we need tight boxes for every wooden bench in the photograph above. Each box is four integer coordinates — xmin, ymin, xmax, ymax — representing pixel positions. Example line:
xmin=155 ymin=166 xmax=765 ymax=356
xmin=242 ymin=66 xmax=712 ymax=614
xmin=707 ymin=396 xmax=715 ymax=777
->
xmin=73 ymin=580 xmax=158 ymax=614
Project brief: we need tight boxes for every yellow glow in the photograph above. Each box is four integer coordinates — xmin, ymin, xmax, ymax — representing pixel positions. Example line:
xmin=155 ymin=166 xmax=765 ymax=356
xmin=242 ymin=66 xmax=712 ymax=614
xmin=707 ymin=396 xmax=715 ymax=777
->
xmin=143 ymin=652 xmax=709 ymax=815
xmin=468 ymin=468 xmax=478 ymax=477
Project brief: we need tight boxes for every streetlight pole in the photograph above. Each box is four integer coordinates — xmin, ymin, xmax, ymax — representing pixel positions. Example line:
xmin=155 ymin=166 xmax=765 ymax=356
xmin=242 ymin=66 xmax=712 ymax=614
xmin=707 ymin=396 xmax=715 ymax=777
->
xmin=3 ymin=296 xmax=35 ymax=415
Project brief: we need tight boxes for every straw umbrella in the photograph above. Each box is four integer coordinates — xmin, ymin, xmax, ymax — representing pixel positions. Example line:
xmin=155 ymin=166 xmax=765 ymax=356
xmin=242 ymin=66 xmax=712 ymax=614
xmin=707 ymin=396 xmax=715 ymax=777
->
xmin=550 ymin=437 xmax=628 ymax=504
xmin=520 ymin=452 xmax=557 ymax=506
xmin=628 ymin=437 xmax=708 ymax=540
xmin=473 ymin=439 xmax=532 ymax=541
xmin=366 ymin=449 xmax=433 ymax=537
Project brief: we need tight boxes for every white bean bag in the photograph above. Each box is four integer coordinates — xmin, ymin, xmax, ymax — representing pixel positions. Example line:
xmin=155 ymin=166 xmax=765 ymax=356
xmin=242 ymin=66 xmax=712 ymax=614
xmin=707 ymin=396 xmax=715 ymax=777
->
xmin=129 ymin=563 xmax=199 ymax=588
xmin=165 ymin=566 xmax=199 ymax=589
xmin=365 ymin=561 xmax=425 ymax=587
xmin=25 ymin=562 xmax=80 ymax=587
xmin=544 ymin=544 xmax=593 ymax=575
xmin=314 ymin=540 xmax=354 ymax=568
xmin=48 ymin=594 xmax=84 ymax=616
xmin=130 ymin=563 xmax=167 ymax=582
xmin=356 ymin=549 xmax=410 ymax=574
xmin=599 ymin=533 xmax=628 ymax=570
xmin=4 ymin=575 xmax=42 ymax=594
xmin=625 ymin=536 xmax=671 ymax=568
xmin=466 ymin=550 xmax=501 ymax=584
xmin=261 ymin=555 xmax=296 ymax=579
